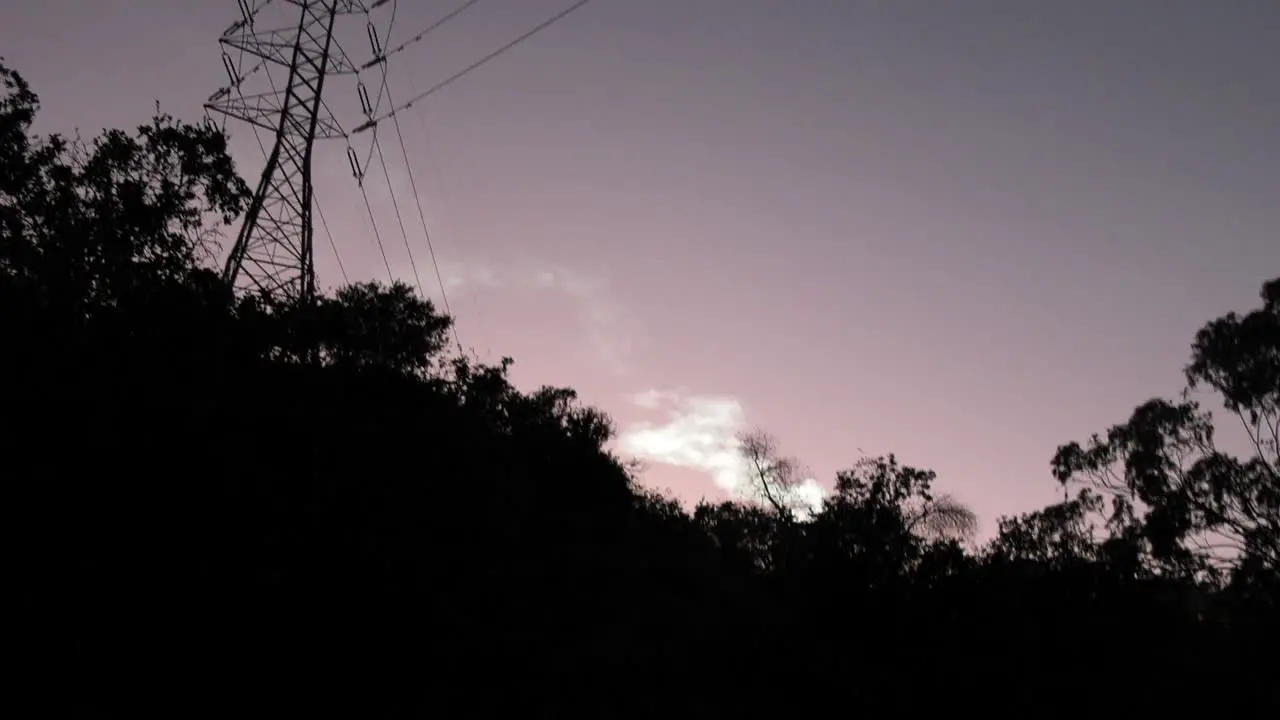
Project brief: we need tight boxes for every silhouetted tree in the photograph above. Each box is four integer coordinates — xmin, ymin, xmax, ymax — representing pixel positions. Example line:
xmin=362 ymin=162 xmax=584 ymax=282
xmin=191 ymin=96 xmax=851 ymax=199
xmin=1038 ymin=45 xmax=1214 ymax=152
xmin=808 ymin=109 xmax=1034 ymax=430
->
xmin=906 ymin=492 xmax=978 ymax=542
xmin=1 ymin=86 xmax=246 ymax=312
xmin=806 ymin=455 xmax=949 ymax=582
xmin=987 ymin=488 xmax=1106 ymax=567
xmin=3 ymin=57 xmax=1276 ymax=715
xmin=1052 ymin=277 xmax=1280 ymax=581
xmin=736 ymin=427 xmax=810 ymax=519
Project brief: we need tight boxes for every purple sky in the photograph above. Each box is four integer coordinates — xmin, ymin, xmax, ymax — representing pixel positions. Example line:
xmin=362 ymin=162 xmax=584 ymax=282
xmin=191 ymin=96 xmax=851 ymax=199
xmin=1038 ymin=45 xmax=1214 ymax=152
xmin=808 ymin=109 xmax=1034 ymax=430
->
xmin=5 ymin=0 xmax=1278 ymax=532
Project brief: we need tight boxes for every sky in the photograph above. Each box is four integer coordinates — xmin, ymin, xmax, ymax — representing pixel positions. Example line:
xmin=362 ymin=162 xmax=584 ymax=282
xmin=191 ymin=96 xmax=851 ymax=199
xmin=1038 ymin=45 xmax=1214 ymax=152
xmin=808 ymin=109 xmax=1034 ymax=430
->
xmin=3 ymin=0 xmax=1278 ymax=533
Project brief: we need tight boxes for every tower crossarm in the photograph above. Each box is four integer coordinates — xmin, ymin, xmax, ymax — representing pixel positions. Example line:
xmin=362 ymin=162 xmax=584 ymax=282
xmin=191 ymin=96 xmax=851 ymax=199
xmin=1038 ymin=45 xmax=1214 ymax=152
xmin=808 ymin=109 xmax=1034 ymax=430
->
xmin=220 ymin=25 xmax=361 ymax=75
xmin=207 ymin=88 xmax=347 ymax=140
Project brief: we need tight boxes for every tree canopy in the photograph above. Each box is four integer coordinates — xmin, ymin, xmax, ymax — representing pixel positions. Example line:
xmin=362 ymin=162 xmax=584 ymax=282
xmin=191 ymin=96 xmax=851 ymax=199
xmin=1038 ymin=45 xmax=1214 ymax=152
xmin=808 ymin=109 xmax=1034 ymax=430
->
xmin=3 ymin=60 xmax=1276 ymax=716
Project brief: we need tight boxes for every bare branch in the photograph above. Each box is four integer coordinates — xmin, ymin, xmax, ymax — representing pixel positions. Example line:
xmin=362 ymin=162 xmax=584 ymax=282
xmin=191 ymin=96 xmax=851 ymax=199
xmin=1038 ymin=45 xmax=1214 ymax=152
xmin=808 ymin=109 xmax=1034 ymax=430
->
xmin=907 ymin=494 xmax=978 ymax=542
xmin=736 ymin=428 xmax=814 ymax=520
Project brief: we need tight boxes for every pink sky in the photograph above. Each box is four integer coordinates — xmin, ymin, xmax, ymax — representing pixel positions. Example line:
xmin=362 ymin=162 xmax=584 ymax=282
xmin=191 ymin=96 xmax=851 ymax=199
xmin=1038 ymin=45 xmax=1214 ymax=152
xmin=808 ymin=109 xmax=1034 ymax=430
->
xmin=4 ymin=0 xmax=1278 ymax=534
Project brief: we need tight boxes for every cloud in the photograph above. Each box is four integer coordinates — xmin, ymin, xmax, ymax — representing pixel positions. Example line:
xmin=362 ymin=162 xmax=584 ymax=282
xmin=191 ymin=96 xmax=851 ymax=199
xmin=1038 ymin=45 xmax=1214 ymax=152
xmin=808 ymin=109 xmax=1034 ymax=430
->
xmin=529 ymin=264 xmax=631 ymax=377
xmin=436 ymin=258 xmax=635 ymax=376
xmin=788 ymin=479 xmax=827 ymax=518
xmin=440 ymin=261 xmax=500 ymax=291
xmin=627 ymin=389 xmax=680 ymax=410
xmin=618 ymin=390 xmax=826 ymax=518
xmin=619 ymin=391 xmax=748 ymax=493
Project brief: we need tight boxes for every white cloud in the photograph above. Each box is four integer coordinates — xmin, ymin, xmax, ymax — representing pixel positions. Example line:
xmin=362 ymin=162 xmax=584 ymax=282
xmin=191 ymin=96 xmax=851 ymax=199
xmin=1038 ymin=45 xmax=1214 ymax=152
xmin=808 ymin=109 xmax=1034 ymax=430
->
xmin=619 ymin=391 xmax=747 ymax=493
xmin=789 ymin=479 xmax=827 ymax=518
xmin=618 ymin=390 xmax=826 ymax=518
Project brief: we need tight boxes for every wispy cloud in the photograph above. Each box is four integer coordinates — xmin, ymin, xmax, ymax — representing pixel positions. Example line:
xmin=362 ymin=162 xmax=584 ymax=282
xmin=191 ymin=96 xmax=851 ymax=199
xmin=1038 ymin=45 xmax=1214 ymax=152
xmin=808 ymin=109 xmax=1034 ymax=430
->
xmin=435 ymin=258 xmax=635 ymax=375
xmin=618 ymin=389 xmax=826 ymax=517
xmin=439 ymin=260 xmax=501 ymax=292
xmin=530 ymin=264 xmax=631 ymax=376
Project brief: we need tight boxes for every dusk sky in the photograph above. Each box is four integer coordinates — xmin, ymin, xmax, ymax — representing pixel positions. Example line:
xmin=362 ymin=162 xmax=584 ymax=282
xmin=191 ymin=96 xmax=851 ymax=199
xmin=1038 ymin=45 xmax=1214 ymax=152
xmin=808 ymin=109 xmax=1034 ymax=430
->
xmin=4 ymin=0 xmax=1278 ymax=532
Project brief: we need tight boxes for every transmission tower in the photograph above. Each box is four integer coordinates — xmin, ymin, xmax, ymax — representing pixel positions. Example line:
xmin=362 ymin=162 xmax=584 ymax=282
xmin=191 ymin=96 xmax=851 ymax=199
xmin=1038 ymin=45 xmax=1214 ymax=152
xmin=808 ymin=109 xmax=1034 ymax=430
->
xmin=206 ymin=0 xmax=382 ymax=301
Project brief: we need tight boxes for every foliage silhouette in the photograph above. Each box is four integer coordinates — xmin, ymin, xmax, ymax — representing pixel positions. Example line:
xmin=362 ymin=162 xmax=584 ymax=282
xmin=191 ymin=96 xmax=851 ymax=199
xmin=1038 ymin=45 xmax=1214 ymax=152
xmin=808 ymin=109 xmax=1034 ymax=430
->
xmin=3 ymin=60 xmax=1276 ymax=715
xmin=1052 ymin=279 xmax=1280 ymax=583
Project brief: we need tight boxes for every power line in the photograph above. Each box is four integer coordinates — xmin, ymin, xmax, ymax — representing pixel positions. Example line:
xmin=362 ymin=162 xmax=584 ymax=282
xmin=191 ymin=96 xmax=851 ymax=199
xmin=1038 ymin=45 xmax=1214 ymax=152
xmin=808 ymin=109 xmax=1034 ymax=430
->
xmin=371 ymin=131 xmax=425 ymax=294
xmin=352 ymin=0 xmax=400 ymax=186
xmin=353 ymin=0 xmax=595 ymax=134
xmin=405 ymin=71 xmax=488 ymax=358
xmin=314 ymin=199 xmax=349 ymax=286
xmin=357 ymin=178 xmax=397 ymax=284
xmin=361 ymin=0 xmax=485 ymax=71
xmin=221 ymin=0 xmax=274 ymax=36
xmin=353 ymin=0 xmax=464 ymax=350
xmin=367 ymin=0 xmax=400 ymax=113
xmin=382 ymin=79 xmax=463 ymax=352
xmin=359 ymin=32 xmax=465 ymax=349
xmin=348 ymin=0 xmax=430 ymax=302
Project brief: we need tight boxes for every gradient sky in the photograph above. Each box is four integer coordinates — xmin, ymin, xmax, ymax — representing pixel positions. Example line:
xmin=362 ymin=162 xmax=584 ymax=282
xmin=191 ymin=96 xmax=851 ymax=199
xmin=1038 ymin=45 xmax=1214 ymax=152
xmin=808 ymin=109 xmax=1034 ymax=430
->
xmin=4 ymin=0 xmax=1278 ymax=532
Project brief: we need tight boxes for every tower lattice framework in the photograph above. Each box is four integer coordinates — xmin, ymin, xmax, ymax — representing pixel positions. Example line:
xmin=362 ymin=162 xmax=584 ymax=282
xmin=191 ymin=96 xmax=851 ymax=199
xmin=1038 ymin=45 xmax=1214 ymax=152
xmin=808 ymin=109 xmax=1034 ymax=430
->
xmin=206 ymin=0 xmax=376 ymax=301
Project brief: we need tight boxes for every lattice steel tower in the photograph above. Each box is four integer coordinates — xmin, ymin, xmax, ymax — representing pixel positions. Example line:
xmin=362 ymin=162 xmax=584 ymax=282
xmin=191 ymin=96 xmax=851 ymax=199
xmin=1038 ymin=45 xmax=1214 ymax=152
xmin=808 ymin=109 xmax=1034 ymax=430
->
xmin=206 ymin=0 xmax=382 ymax=301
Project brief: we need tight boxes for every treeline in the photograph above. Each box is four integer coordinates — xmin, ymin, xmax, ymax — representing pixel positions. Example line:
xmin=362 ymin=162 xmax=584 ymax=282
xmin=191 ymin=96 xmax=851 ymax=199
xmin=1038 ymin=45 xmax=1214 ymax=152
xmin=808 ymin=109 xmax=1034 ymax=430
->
xmin=3 ymin=61 xmax=1276 ymax=716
